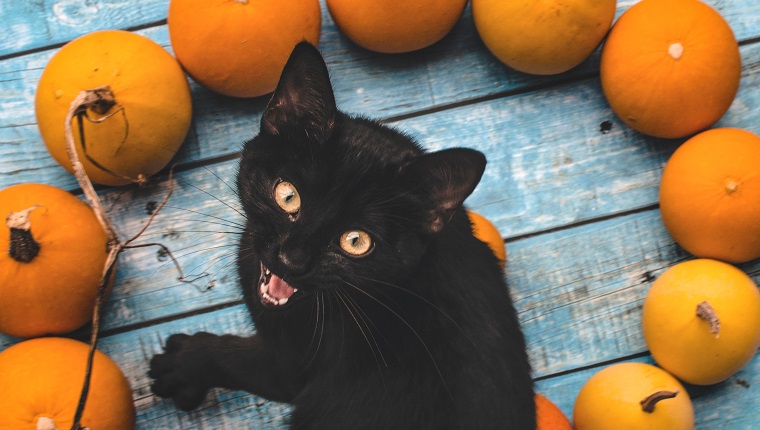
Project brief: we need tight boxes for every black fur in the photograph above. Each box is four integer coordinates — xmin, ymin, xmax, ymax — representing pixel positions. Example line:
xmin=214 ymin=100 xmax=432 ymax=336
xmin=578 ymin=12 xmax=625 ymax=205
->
xmin=149 ymin=42 xmax=535 ymax=429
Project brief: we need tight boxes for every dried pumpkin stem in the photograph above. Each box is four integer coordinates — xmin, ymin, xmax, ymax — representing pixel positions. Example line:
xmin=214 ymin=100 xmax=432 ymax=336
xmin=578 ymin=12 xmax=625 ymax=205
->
xmin=64 ymin=87 xmax=120 ymax=244
xmin=696 ymin=300 xmax=720 ymax=337
xmin=640 ymin=390 xmax=679 ymax=413
xmin=64 ymin=88 xmax=210 ymax=430
xmin=6 ymin=205 xmax=41 ymax=263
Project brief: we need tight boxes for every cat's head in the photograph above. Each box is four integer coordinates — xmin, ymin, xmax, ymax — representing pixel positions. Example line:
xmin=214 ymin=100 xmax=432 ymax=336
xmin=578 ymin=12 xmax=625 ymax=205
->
xmin=237 ymin=42 xmax=485 ymax=311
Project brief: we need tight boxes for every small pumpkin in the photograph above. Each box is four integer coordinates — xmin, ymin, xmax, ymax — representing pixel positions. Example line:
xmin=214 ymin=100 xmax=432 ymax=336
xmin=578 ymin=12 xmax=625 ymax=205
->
xmin=573 ymin=362 xmax=694 ymax=430
xmin=473 ymin=0 xmax=616 ymax=75
xmin=168 ymin=0 xmax=321 ymax=98
xmin=468 ymin=211 xmax=506 ymax=269
xmin=327 ymin=0 xmax=467 ymax=54
xmin=536 ymin=393 xmax=572 ymax=430
xmin=0 ymin=183 xmax=110 ymax=338
xmin=659 ymin=128 xmax=760 ymax=263
xmin=35 ymin=30 xmax=192 ymax=186
xmin=0 ymin=337 xmax=135 ymax=429
xmin=600 ymin=0 xmax=741 ymax=138
xmin=642 ymin=259 xmax=760 ymax=385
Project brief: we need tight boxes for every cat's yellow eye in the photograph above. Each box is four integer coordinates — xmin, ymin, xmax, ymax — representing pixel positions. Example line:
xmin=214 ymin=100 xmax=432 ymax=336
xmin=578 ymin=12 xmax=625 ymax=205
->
xmin=274 ymin=181 xmax=301 ymax=215
xmin=339 ymin=230 xmax=373 ymax=256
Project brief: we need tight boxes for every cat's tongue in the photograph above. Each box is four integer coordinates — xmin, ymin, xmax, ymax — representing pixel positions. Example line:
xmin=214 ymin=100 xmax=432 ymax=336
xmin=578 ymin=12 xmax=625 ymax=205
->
xmin=268 ymin=274 xmax=295 ymax=301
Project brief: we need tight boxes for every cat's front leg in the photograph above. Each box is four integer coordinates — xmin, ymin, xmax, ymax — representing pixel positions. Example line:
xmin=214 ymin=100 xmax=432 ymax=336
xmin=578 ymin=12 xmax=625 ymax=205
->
xmin=149 ymin=332 xmax=302 ymax=410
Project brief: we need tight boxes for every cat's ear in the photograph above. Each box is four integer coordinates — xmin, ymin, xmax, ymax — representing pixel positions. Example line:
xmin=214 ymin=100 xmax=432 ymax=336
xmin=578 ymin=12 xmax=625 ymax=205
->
xmin=402 ymin=148 xmax=486 ymax=234
xmin=261 ymin=41 xmax=337 ymax=142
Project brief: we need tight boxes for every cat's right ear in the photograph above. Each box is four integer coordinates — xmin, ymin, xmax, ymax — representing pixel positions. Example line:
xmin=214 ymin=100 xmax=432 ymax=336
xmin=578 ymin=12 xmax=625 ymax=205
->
xmin=261 ymin=42 xmax=337 ymax=143
xmin=401 ymin=148 xmax=486 ymax=234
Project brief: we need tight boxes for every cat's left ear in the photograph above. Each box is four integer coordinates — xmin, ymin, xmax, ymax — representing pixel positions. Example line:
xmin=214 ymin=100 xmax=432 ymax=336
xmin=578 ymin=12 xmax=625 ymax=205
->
xmin=401 ymin=148 xmax=486 ymax=234
xmin=261 ymin=41 xmax=337 ymax=142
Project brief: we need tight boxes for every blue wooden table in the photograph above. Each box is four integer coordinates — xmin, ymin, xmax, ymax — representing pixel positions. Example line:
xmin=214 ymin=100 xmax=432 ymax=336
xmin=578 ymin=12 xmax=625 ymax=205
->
xmin=1 ymin=1 xmax=759 ymax=428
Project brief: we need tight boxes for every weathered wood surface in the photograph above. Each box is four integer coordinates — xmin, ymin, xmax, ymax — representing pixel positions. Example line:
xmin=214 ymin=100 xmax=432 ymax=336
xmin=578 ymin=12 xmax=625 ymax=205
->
xmin=1 ymin=0 xmax=759 ymax=429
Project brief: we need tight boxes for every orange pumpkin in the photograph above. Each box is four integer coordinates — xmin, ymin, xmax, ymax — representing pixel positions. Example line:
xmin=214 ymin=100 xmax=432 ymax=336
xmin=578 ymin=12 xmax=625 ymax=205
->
xmin=168 ymin=0 xmax=321 ymax=98
xmin=0 ymin=337 xmax=135 ymax=429
xmin=468 ymin=211 xmax=506 ymax=268
xmin=473 ymin=0 xmax=616 ymax=75
xmin=573 ymin=363 xmax=694 ymax=429
xmin=600 ymin=0 xmax=741 ymax=138
xmin=536 ymin=393 xmax=572 ymax=430
xmin=659 ymin=128 xmax=760 ymax=263
xmin=35 ymin=30 xmax=192 ymax=186
xmin=642 ymin=259 xmax=760 ymax=385
xmin=0 ymin=183 xmax=110 ymax=338
xmin=327 ymin=0 xmax=467 ymax=53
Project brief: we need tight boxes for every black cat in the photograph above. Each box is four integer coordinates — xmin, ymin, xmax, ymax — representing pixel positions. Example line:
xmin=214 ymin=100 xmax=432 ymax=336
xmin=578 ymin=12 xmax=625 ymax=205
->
xmin=149 ymin=42 xmax=535 ymax=429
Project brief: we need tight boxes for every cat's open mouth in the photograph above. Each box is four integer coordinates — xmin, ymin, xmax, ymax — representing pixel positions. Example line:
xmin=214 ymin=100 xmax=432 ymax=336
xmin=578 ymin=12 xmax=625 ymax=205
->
xmin=259 ymin=262 xmax=298 ymax=307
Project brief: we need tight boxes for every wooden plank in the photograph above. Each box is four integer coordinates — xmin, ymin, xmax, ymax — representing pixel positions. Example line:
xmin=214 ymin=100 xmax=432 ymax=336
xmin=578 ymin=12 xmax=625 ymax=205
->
xmin=2 ymin=37 xmax=759 ymax=208
xmin=507 ymin=209 xmax=759 ymax=377
xmin=2 ymin=4 xmax=759 ymax=191
xmin=0 ymin=1 xmax=169 ymax=57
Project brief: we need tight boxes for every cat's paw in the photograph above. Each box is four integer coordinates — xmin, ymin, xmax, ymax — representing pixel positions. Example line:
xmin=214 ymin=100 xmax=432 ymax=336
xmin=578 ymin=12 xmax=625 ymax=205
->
xmin=148 ymin=332 xmax=218 ymax=411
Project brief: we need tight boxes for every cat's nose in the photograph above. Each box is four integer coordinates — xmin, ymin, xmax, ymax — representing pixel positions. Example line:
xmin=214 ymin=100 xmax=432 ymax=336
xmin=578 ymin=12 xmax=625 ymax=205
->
xmin=278 ymin=247 xmax=310 ymax=275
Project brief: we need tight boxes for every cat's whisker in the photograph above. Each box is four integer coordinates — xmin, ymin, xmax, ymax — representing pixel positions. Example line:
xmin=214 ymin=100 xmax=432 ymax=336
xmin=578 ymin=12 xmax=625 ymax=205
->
xmin=188 ymin=250 xmax=239 ymax=281
xmin=202 ymin=166 xmax=240 ymax=201
xmin=146 ymin=243 xmax=236 ymax=283
xmin=354 ymin=275 xmax=477 ymax=348
xmin=340 ymin=280 xmax=453 ymax=401
xmin=334 ymin=289 xmax=388 ymax=370
xmin=138 ymin=230 xmax=243 ymax=242
xmin=303 ymin=291 xmax=326 ymax=369
xmin=176 ymin=177 xmax=246 ymax=219
xmin=163 ymin=205 xmax=246 ymax=230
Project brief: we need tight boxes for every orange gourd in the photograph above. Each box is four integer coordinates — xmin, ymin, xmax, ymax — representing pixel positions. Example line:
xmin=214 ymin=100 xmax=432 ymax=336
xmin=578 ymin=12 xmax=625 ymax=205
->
xmin=659 ymin=128 xmax=760 ymax=263
xmin=468 ymin=211 xmax=506 ymax=268
xmin=0 ymin=183 xmax=110 ymax=338
xmin=536 ymin=393 xmax=572 ymax=430
xmin=0 ymin=337 xmax=135 ymax=429
xmin=473 ymin=0 xmax=616 ymax=75
xmin=600 ymin=0 xmax=741 ymax=138
xmin=326 ymin=0 xmax=467 ymax=53
xmin=168 ymin=0 xmax=321 ymax=98
xmin=573 ymin=362 xmax=694 ymax=430
xmin=642 ymin=259 xmax=760 ymax=385
xmin=35 ymin=30 xmax=192 ymax=186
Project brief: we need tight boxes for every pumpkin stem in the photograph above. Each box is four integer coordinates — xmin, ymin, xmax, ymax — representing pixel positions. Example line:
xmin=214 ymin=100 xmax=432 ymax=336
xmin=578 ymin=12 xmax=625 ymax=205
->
xmin=696 ymin=300 xmax=720 ymax=337
xmin=668 ymin=42 xmax=684 ymax=60
xmin=36 ymin=416 xmax=57 ymax=430
xmin=725 ymin=179 xmax=739 ymax=195
xmin=6 ymin=205 xmax=41 ymax=263
xmin=640 ymin=390 xmax=679 ymax=413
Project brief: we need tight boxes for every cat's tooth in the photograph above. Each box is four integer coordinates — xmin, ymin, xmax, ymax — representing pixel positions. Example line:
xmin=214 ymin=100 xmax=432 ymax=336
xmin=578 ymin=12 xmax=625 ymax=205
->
xmin=293 ymin=288 xmax=298 ymax=293
xmin=278 ymin=297 xmax=289 ymax=306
